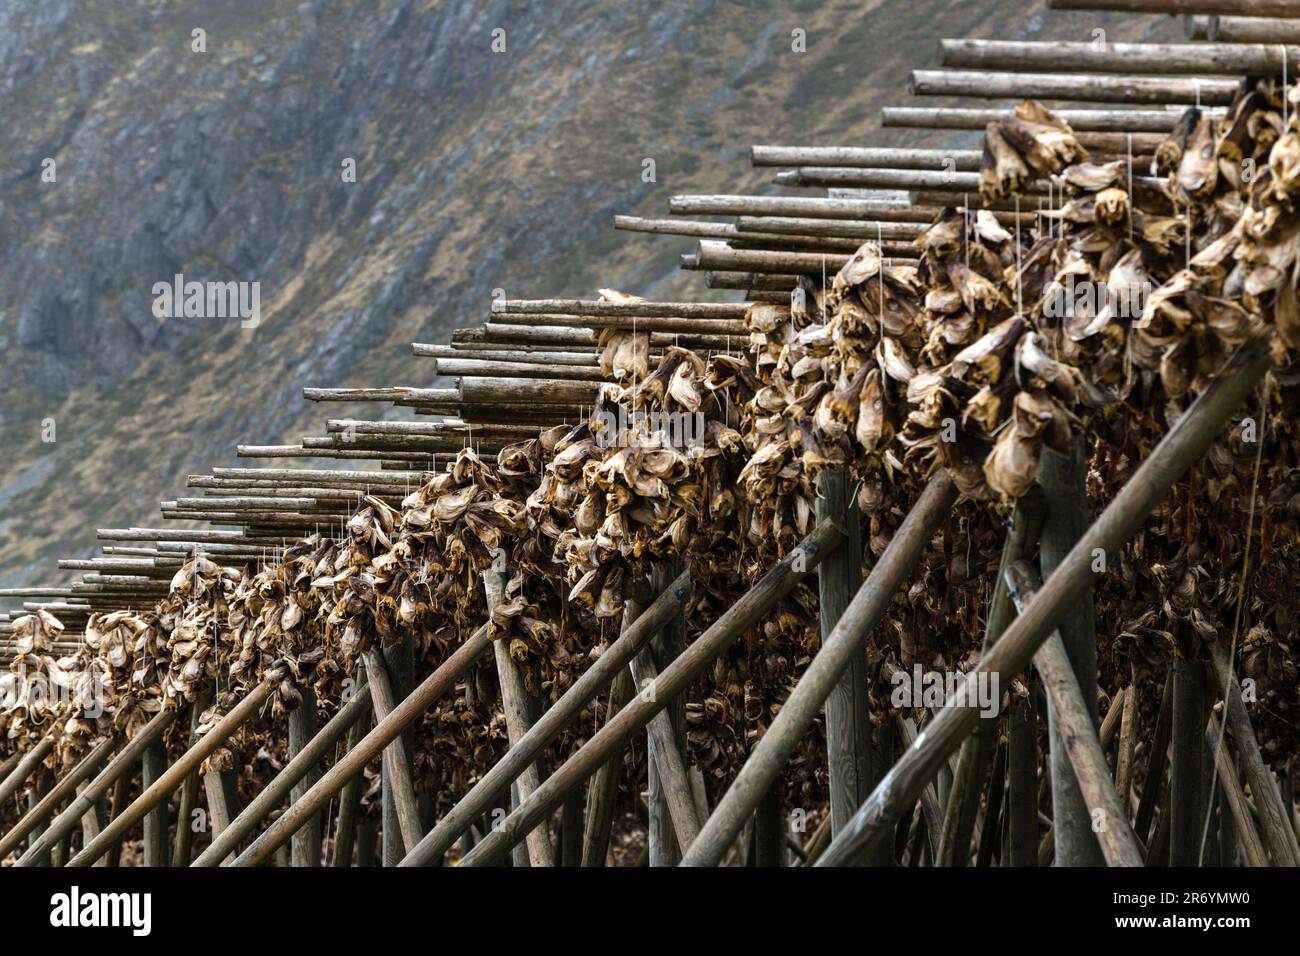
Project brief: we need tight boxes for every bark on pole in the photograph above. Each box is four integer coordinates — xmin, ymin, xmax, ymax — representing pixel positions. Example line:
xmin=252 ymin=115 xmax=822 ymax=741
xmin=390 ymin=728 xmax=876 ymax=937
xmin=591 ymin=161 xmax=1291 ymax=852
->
xmin=1037 ymin=443 xmax=1105 ymax=867
xmin=364 ymin=646 xmax=423 ymax=860
xmin=817 ymin=336 xmax=1271 ymax=866
xmin=643 ymin=560 xmax=688 ymax=866
xmin=1005 ymin=562 xmax=1144 ymax=867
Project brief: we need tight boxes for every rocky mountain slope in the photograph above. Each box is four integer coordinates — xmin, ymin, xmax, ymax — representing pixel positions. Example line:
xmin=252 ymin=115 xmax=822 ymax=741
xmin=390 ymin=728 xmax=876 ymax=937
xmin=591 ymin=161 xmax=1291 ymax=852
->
xmin=0 ymin=0 xmax=1180 ymax=585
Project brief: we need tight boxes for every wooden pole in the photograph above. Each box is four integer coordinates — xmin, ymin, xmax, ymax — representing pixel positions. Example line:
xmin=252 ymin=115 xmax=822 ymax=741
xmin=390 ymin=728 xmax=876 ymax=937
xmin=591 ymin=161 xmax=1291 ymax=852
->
xmin=399 ymin=571 xmax=692 ymax=866
xmin=202 ymin=770 xmax=239 ymax=864
xmin=1005 ymin=562 xmax=1144 ymax=867
xmin=454 ymin=522 xmax=843 ymax=867
xmin=231 ymin=623 xmax=493 ymax=866
xmin=1135 ymin=672 xmax=1174 ymax=845
xmin=1207 ymin=639 xmax=1300 ymax=865
xmin=170 ymin=686 xmax=212 ymax=867
xmin=332 ymin=672 xmax=371 ymax=867
xmin=0 ymin=736 xmax=116 ymax=859
xmin=644 ymin=560 xmax=689 ymax=866
xmin=0 ymin=737 xmax=55 ymax=806
xmin=817 ymin=468 xmax=879 ymax=849
xmin=289 ymin=687 xmax=322 ymax=866
xmin=1205 ymin=719 xmax=1267 ymax=867
xmin=1047 ymin=0 xmax=1300 ymax=15
xmin=939 ymin=38 xmax=1300 ymax=75
xmin=938 ymin=489 xmax=1044 ymax=866
xmin=362 ymin=646 xmax=423 ymax=861
xmin=579 ymin=668 xmax=634 ymax=866
xmin=817 ymin=335 xmax=1272 ymax=866
xmin=1170 ymin=659 xmax=1207 ymax=867
xmin=65 ymin=682 xmax=274 ymax=866
xmin=682 ymin=475 xmax=957 ymax=867
xmin=1006 ymin=687 xmax=1038 ymax=866
xmin=485 ymin=569 xmax=555 ymax=868
xmin=629 ymin=645 xmax=703 ymax=856
xmin=1038 ymin=443 xmax=1105 ymax=867
xmin=909 ymin=69 xmax=1237 ymax=106
xmin=17 ymin=709 xmax=177 ymax=865
xmin=1187 ymin=14 xmax=1300 ymax=41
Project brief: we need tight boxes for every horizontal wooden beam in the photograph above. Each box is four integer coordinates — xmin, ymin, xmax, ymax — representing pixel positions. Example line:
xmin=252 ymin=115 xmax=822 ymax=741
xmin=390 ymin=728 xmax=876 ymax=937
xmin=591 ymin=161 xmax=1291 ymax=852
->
xmin=909 ymin=69 xmax=1238 ymax=106
xmin=940 ymin=38 xmax=1300 ymax=75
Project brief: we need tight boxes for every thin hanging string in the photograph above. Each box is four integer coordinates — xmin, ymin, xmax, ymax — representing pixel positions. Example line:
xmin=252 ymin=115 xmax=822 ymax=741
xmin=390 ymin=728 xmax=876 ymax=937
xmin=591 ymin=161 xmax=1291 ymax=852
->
xmin=963 ymin=193 xmax=970 ymax=269
xmin=1283 ymin=45 xmax=1290 ymax=129
xmin=1127 ymin=133 xmax=1134 ymax=245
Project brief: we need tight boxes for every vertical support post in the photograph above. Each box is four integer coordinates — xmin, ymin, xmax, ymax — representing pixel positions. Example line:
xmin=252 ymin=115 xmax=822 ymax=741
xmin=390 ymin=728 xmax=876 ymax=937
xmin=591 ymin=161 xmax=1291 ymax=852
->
xmin=581 ymin=668 xmax=634 ymax=866
xmin=1169 ymin=658 xmax=1205 ymax=866
xmin=1037 ymin=444 xmax=1105 ymax=867
xmin=754 ymin=784 xmax=785 ymax=866
xmin=202 ymin=769 xmax=238 ymax=864
xmin=643 ymin=560 xmax=687 ymax=866
xmin=939 ymin=489 xmax=1044 ymax=865
xmin=1006 ymin=689 xmax=1037 ymax=866
xmin=560 ymin=790 xmax=583 ymax=866
xmin=141 ymin=740 xmax=169 ymax=867
xmin=333 ymin=670 xmax=370 ymax=867
xmin=381 ymin=632 xmax=415 ymax=866
xmin=817 ymin=468 xmax=877 ymax=845
xmin=26 ymin=771 xmax=51 ymax=867
xmin=289 ymin=686 xmax=322 ymax=866
xmin=171 ymin=685 xmax=213 ymax=867
xmin=485 ymin=568 xmax=555 ymax=867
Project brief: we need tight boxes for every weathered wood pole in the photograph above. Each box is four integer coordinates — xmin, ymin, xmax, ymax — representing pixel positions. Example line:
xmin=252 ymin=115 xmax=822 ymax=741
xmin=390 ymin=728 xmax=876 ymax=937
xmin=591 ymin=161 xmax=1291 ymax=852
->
xmin=171 ymin=686 xmax=213 ymax=867
xmin=202 ymin=768 xmax=238 ymax=864
xmin=0 ymin=737 xmax=55 ymax=806
xmin=1006 ymin=687 xmax=1038 ymax=866
xmin=938 ymin=489 xmax=1044 ymax=866
xmin=682 ymin=477 xmax=956 ymax=867
xmin=581 ymin=671 xmax=637 ymax=865
xmin=643 ymin=560 xmax=688 ymax=866
xmin=381 ymin=625 xmax=416 ymax=867
xmin=0 ymin=736 xmax=116 ymax=859
xmin=231 ymin=623 xmax=494 ymax=867
xmin=484 ymin=568 xmax=555 ymax=868
xmin=398 ymin=573 xmax=692 ymax=866
xmin=65 ymin=681 xmax=274 ymax=866
xmin=1005 ymin=562 xmax=1143 ymax=867
xmin=289 ymin=687 xmax=322 ymax=866
xmin=1207 ymin=639 xmax=1300 ymax=865
xmin=455 ymin=522 xmax=843 ymax=867
xmin=18 ymin=709 xmax=177 ymax=865
xmin=1205 ymin=720 xmax=1266 ymax=867
xmin=816 ymin=336 xmax=1271 ymax=866
xmin=817 ymin=468 xmax=878 ymax=848
xmin=1170 ymin=658 xmax=1206 ymax=866
xmin=1038 ymin=444 xmax=1105 ymax=867
xmin=332 ymin=679 xmax=372 ymax=867
xmin=629 ymin=647 xmax=703 ymax=855
xmin=364 ymin=646 xmax=423 ymax=859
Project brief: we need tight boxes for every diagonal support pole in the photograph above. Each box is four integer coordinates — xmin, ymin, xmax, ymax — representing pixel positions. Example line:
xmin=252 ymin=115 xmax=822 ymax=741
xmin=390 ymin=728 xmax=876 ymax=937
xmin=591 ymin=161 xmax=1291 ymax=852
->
xmin=1005 ymin=561 xmax=1143 ymax=866
xmin=398 ymin=570 xmax=692 ymax=866
xmin=816 ymin=334 xmax=1272 ymax=866
xmin=452 ymin=520 xmax=844 ymax=867
xmin=682 ymin=474 xmax=957 ymax=866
